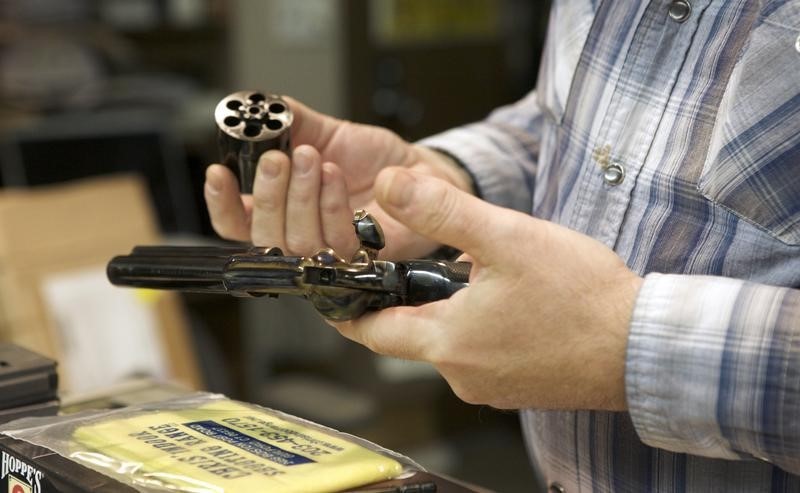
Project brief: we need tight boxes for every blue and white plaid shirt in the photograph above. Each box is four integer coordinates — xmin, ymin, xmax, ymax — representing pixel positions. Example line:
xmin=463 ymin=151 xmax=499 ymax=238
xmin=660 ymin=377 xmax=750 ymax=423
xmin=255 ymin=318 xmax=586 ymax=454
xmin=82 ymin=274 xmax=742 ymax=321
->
xmin=422 ymin=0 xmax=800 ymax=491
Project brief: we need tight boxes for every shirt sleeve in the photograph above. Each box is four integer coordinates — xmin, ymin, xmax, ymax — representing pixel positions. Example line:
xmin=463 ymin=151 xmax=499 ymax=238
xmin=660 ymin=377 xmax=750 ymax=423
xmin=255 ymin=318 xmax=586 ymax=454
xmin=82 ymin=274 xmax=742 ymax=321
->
xmin=626 ymin=273 xmax=800 ymax=475
xmin=416 ymin=90 xmax=543 ymax=212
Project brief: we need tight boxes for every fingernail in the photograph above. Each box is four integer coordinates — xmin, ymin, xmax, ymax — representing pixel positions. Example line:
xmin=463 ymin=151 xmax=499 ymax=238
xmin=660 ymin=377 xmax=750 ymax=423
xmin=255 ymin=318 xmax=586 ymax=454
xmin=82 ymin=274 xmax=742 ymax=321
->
xmin=205 ymin=171 xmax=222 ymax=195
xmin=258 ymin=155 xmax=281 ymax=178
xmin=293 ymin=149 xmax=314 ymax=174
xmin=383 ymin=168 xmax=416 ymax=208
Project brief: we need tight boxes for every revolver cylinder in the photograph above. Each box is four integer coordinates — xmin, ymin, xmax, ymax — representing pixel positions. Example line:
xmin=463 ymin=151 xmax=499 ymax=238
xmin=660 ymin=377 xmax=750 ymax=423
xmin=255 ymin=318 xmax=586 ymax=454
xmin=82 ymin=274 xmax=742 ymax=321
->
xmin=215 ymin=90 xmax=293 ymax=193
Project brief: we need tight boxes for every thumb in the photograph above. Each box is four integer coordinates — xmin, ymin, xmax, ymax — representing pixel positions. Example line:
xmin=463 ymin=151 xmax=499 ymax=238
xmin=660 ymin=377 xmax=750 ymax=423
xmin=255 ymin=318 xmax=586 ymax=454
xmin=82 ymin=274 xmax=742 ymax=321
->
xmin=375 ymin=167 xmax=501 ymax=263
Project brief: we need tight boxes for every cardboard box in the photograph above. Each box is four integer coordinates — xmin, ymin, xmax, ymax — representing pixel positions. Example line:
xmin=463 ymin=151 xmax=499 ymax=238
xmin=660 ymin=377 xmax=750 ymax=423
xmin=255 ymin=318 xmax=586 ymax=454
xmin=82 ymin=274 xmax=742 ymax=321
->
xmin=0 ymin=175 xmax=201 ymax=392
xmin=0 ymin=434 xmax=138 ymax=492
xmin=0 ymin=433 xmax=465 ymax=493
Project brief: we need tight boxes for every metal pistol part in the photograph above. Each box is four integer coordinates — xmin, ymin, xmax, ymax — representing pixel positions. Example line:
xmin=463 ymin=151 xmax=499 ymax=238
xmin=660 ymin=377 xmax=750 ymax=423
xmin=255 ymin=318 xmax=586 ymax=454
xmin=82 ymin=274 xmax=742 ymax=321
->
xmin=215 ymin=90 xmax=293 ymax=193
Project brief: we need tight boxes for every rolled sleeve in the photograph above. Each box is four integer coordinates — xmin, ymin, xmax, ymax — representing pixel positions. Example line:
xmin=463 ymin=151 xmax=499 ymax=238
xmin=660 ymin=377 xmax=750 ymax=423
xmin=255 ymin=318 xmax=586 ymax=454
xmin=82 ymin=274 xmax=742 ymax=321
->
xmin=626 ymin=273 xmax=800 ymax=474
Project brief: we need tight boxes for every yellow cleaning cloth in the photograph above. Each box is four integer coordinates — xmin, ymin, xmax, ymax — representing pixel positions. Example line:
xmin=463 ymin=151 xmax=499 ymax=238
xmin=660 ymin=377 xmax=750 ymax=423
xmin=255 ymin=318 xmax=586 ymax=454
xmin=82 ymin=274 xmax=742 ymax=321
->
xmin=71 ymin=399 xmax=402 ymax=493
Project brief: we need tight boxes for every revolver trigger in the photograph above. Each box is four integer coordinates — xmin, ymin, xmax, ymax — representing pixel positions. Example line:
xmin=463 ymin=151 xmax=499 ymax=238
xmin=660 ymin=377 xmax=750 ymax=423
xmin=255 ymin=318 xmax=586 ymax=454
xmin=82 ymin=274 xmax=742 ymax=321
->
xmin=350 ymin=250 xmax=372 ymax=265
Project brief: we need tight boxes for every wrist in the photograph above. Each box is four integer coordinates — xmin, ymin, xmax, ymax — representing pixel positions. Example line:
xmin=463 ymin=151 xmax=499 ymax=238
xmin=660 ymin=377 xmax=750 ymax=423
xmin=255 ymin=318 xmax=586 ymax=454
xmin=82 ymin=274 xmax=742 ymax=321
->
xmin=413 ymin=145 xmax=476 ymax=196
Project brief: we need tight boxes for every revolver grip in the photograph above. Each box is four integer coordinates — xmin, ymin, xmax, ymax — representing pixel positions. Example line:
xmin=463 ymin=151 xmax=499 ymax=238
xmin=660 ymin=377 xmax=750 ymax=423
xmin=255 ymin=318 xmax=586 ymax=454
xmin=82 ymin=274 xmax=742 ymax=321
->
xmin=399 ymin=260 xmax=471 ymax=305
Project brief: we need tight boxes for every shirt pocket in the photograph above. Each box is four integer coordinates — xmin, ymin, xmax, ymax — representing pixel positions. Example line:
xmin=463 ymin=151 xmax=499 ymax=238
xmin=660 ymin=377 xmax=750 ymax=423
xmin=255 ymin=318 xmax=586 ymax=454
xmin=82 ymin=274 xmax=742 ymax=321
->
xmin=698 ymin=3 xmax=800 ymax=245
xmin=535 ymin=0 xmax=595 ymax=125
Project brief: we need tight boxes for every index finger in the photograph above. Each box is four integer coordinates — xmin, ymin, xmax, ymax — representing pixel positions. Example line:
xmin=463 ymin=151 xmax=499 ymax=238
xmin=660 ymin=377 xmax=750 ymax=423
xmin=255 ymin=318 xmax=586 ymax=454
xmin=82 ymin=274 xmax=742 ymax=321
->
xmin=331 ymin=304 xmax=441 ymax=361
xmin=205 ymin=164 xmax=251 ymax=241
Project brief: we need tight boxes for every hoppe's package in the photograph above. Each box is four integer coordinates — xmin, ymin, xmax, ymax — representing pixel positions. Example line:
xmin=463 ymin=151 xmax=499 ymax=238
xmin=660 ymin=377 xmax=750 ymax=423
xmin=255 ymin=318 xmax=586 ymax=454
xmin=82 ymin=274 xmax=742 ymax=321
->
xmin=0 ymin=393 xmax=416 ymax=492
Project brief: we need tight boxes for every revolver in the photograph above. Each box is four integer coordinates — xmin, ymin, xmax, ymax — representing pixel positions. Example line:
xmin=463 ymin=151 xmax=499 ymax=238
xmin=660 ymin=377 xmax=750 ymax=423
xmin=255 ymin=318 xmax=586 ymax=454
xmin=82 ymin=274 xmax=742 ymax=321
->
xmin=109 ymin=90 xmax=469 ymax=320
xmin=107 ymin=211 xmax=470 ymax=321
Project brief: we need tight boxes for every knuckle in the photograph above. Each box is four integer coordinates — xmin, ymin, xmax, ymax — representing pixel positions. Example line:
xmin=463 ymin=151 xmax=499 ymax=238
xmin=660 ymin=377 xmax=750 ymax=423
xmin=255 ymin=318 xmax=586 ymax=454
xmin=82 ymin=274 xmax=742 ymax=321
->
xmin=427 ymin=338 xmax=483 ymax=405
xmin=361 ymin=332 xmax=392 ymax=357
xmin=420 ymin=184 xmax=458 ymax=234
xmin=320 ymin=195 xmax=344 ymax=216
xmin=372 ymin=125 xmax=401 ymax=145
xmin=288 ymin=184 xmax=316 ymax=203
xmin=331 ymin=321 xmax=356 ymax=341
xmin=446 ymin=378 xmax=481 ymax=405
xmin=251 ymin=191 xmax=282 ymax=210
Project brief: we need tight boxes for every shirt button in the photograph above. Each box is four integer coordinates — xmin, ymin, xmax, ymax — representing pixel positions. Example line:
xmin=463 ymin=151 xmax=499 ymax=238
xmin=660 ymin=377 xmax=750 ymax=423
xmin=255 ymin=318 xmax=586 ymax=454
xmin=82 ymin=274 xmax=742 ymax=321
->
xmin=603 ymin=162 xmax=625 ymax=185
xmin=668 ymin=0 xmax=691 ymax=22
xmin=549 ymin=482 xmax=566 ymax=493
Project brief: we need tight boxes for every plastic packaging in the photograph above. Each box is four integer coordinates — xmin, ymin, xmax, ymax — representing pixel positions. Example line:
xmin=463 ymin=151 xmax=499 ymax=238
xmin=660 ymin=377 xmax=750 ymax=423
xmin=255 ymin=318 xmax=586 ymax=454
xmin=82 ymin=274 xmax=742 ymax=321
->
xmin=0 ymin=393 xmax=419 ymax=492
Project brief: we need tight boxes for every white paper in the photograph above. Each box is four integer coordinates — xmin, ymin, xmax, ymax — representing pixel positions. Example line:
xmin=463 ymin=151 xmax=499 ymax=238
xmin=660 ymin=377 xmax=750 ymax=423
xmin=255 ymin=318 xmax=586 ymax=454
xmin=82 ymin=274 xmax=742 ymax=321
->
xmin=41 ymin=267 xmax=169 ymax=393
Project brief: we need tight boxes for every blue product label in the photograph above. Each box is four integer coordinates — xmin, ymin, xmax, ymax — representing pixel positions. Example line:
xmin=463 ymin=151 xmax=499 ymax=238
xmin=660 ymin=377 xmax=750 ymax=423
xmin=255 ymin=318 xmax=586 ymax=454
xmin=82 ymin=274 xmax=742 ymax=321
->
xmin=183 ymin=421 xmax=315 ymax=466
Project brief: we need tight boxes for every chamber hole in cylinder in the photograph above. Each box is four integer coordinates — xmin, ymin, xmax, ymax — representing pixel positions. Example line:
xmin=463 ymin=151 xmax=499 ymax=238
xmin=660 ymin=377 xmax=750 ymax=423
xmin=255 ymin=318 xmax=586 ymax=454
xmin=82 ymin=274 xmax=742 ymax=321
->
xmin=268 ymin=103 xmax=285 ymax=113
xmin=244 ymin=124 xmax=261 ymax=137
xmin=249 ymin=93 xmax=266 ymax=103
xmin=249 ymin=107 xmax=260 ymax=114
xmin=224 ymin=116 xmax=241 ymax=127
xmin=226 ymin=100 xmax=242 ymax=110
xmin=265 ymin=119 xmax=283 ymax=130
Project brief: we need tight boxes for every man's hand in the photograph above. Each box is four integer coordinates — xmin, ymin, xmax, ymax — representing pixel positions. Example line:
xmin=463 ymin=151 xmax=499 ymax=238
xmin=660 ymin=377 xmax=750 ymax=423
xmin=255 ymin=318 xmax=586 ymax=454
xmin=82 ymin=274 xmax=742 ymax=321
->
xmin=204 ymin=97 xmax=473 ymax=260
xmin=334 ymin=167 xmax=643 ymax=411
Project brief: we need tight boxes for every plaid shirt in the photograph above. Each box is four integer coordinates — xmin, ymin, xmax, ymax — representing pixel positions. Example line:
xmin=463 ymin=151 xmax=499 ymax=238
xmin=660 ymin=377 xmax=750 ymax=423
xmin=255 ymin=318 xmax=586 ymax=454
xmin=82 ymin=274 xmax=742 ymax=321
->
xmin=421 ymin=0 xmax=800 ymax=491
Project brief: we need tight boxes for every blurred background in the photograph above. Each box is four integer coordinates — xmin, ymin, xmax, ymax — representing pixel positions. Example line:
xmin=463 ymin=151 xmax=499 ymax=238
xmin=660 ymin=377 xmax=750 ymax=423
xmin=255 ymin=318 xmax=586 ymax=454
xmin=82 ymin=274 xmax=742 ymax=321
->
xmin=0 ymin=0 xmax=549 ymax=491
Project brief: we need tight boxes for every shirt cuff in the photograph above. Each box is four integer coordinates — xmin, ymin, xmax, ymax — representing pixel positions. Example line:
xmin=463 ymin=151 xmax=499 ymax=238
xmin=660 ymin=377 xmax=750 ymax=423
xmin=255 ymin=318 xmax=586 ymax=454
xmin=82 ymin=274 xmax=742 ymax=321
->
xmin=625 ymin=273 xmax=799 ymax=461
xmin=418 ymin=123 xmax=534 ymax=213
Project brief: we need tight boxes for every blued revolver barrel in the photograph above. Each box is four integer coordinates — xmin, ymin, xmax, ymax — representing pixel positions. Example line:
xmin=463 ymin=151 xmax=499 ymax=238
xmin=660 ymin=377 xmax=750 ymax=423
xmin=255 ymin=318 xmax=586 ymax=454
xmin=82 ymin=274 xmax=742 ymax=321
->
xmin=107 ymin=246 xmax=242 ymax=292
xmin=107 ymin=246 xmax=307 ymax=296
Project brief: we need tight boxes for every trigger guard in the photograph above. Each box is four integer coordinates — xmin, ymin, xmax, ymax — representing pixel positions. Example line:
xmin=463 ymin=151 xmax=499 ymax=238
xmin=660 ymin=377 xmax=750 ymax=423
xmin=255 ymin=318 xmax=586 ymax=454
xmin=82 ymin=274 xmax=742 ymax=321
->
xmin=307 ymin=289 xmax=371 ymax=321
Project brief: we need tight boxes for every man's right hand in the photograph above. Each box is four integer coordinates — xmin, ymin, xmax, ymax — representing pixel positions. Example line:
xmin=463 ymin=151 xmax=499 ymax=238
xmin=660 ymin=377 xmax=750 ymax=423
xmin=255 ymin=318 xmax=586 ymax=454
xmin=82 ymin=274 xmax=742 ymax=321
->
xmin=204 ymin=97 xmax=473 ymax=260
